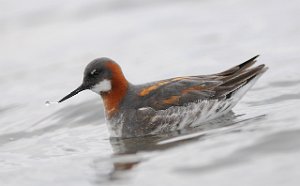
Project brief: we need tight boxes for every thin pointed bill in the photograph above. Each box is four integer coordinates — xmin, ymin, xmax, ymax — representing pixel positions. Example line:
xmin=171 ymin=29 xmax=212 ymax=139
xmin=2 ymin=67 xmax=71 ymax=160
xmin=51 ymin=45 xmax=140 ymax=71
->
xmin=58 ymin=85 xmax=87 ymax=103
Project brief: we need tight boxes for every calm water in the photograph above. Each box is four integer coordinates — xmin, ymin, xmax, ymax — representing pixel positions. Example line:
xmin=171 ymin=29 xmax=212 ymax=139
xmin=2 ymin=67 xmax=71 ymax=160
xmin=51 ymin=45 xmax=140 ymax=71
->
xmin=1 ymin=0 xmax=300 ymax=185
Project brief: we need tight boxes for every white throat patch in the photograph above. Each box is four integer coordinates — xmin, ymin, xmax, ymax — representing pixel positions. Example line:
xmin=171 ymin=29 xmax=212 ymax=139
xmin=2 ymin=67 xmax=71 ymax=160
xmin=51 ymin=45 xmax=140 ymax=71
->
xmin=91 ymin=79 xmax=112 ymax=94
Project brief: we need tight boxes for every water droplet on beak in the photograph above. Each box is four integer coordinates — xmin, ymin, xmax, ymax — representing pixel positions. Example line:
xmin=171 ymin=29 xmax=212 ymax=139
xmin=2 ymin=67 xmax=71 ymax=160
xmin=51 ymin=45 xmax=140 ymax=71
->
xmin=45 ymin=101 xmax=59 ymax=106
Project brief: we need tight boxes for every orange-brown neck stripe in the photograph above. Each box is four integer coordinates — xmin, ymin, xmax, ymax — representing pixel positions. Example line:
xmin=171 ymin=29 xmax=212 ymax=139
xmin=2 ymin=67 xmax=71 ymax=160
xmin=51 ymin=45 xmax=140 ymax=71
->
xmin=101 ymin=62 xmax=128 ymax=118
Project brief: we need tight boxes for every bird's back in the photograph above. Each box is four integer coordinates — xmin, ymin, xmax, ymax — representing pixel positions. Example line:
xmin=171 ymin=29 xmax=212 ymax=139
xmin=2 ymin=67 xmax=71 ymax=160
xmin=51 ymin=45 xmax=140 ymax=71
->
xmin=121 ymin=55 xmax=267 ymax=111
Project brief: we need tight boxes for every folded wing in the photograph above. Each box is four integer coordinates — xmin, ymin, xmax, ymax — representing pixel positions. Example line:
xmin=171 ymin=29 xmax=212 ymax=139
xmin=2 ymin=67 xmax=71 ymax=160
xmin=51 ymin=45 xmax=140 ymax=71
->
xmin=137 ymin=55 xmax=267 ymax=110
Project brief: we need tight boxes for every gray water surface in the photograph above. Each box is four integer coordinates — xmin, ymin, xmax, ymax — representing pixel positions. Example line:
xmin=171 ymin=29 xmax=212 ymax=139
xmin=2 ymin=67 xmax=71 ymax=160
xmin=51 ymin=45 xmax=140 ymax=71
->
xmin=1 ymin=0 xmax=300 ymax=185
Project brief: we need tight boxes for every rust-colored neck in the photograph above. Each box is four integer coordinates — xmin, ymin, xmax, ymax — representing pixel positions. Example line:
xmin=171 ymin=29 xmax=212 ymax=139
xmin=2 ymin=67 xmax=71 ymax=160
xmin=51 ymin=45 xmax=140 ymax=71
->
xmin=101 ymin=62 xmax=128 ymax=118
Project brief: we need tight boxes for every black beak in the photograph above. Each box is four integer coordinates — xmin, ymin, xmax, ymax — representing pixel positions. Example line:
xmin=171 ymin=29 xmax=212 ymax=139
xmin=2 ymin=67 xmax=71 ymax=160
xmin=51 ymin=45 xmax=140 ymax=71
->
xmin=58 ymin=84 xmax=87 ymax=103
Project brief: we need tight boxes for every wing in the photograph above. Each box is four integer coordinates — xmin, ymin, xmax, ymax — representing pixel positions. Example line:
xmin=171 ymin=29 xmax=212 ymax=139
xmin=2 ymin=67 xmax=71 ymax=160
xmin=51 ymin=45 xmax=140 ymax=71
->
xmin=136 ymin=55 xmax=267 ymax=110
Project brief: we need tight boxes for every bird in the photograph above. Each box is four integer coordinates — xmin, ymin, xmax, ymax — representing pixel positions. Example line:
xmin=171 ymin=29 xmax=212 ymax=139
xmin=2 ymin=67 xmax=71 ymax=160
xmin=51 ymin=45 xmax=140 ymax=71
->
xmin=58 ymin=55 xmax=267 ymax=138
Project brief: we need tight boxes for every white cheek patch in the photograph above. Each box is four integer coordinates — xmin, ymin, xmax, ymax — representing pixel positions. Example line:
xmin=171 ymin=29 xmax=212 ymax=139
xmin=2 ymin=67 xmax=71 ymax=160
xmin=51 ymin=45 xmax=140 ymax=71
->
xmin=91 ymin=79 xmax=112 ymax=94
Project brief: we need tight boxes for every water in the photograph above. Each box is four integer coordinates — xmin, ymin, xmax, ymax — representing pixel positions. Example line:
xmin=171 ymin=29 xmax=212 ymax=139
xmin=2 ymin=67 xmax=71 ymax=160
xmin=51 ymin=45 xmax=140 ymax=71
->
xmin=45 ymin=101 xmax=59 ymax=106
xmin=1 ymin=0 xmax=300 ymax=185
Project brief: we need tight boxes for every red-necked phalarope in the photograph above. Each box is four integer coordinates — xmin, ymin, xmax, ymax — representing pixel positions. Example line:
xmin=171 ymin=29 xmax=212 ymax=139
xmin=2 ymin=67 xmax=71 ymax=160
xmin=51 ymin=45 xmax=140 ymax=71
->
xmin=58 ymin=55 xmax=267 ymax=138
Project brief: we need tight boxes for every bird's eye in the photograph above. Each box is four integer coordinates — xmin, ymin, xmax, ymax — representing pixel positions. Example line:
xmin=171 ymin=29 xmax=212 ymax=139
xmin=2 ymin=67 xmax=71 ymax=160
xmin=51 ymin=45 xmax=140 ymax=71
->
xmin=90 ymin=69 xmax=98 ymax=75
xmin=90 ymin=69 xmax=102 ymax=76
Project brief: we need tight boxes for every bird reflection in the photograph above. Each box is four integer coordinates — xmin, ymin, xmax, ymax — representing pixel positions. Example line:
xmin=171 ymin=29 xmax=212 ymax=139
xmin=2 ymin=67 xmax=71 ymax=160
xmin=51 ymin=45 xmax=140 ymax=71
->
xmin=93 ymin=111 xmax=265 ymax=183
xmin=107 ymin=132 xmax=206 ymax=181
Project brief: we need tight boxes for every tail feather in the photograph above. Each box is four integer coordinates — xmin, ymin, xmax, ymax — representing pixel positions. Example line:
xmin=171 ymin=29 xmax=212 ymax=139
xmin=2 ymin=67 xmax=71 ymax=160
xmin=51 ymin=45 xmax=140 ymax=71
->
xmin=214 ymin=62 xmax=267 ymax=98
xmin=222 ymin=64 xmax=266 ymax=86
xmin=216 ymin=55 xmax=259 ymax=76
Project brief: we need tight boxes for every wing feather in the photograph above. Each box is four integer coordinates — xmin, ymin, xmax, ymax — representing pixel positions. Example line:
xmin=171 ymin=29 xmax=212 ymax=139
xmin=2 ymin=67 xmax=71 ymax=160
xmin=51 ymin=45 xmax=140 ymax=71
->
xmin=135 ymin=55 xmax=267 ymax=110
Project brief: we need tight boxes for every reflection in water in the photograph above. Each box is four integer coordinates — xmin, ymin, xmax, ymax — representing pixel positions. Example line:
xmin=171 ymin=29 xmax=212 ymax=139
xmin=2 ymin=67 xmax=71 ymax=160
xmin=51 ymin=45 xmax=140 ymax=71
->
xmin=93 ymin=112 xmax=266 ymax=183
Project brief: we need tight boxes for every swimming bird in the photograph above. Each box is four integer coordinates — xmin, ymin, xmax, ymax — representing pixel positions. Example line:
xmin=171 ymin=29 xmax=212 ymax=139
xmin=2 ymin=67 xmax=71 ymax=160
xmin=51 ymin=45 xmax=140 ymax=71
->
xmin=59 ymin=55 xmax=267 ymax=138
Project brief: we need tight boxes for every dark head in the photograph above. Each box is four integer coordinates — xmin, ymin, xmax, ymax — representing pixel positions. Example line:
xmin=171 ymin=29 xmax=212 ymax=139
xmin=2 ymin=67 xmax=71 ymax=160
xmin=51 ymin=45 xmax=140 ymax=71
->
xmin=59 ymin=57 xmax=127 ymax=103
